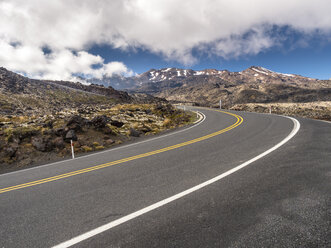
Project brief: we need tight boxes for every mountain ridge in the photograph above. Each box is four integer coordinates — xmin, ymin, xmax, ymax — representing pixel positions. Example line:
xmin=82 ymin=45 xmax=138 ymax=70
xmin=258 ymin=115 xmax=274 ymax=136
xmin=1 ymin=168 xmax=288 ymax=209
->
xmin=0 ymin=67 xmax=166 ymax=116
xmin=87 ymin=66 xmax=323 ymax=91
xmin=87 ymin=66 xmax=331 ymax=107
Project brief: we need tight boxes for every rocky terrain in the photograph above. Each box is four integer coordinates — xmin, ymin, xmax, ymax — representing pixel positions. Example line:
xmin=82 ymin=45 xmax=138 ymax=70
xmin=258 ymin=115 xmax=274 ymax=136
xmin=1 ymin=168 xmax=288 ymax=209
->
xmin=0 ymin=103 xmax=195 ymax=173
xmin=0 ymin=68 xmax=195 ymax=172
xmin=1 ymin=65 xmax=330 ymax=171
xmin=0 ymin=67 xmax=166 ymax=116
xmin=90 ymin=66 xmax=331 ymax=109
xmin=230 ymin=101 xmax=331 ymax=121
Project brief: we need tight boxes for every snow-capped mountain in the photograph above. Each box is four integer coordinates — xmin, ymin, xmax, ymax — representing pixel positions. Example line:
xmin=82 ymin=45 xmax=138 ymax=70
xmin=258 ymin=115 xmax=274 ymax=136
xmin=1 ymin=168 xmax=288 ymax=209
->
xmin=87 ymin=68 xmax=231 ymax=90
xmin=139 ymin=68 xmax=226 ymax=82
xmin=87 ymin=66 xmax=331 ymax=107
xmin=88 ymin=66 xmax=320 ymax=91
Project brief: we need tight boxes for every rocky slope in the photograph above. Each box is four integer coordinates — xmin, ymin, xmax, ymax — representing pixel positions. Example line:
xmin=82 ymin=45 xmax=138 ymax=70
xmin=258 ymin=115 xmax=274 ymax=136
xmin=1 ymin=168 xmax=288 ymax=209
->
xmin=137 ymin=67 xmax=331 ymax=107
xmin=231 ymin=101 xmax=331 ymax=121
xmin=0 ymin=67 xmax=194 ymax=172
xmin=0 ymin=103 xmax=195 ymax=172
xmin=90 ymin=66 xmax=331 ymax=107
xmin=0 ymin=67 xmax=133 ymax=116
xmin=0 ymin=67 xmax=167 ymax=115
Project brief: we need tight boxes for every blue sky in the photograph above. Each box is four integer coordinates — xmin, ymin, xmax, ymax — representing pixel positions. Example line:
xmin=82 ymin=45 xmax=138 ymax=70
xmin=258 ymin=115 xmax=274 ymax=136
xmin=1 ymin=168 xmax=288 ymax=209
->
xmin=89 ymin=30 xmax=331 ymax=79
xmin=1 ymin=0 xmax=331 ymax=81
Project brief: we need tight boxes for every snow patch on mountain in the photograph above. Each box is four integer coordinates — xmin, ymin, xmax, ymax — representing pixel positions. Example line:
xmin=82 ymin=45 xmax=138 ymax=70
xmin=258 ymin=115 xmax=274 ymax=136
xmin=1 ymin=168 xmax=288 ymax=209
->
xmin=280 ymin=73 xmax=294 ymax=77
xmin=252 ymin=67 xmax=269 ymax=75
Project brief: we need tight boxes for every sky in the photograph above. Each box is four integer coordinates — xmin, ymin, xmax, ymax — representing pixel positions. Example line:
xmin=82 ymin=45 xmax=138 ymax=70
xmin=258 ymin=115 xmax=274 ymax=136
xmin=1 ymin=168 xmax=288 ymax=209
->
xmin=0 ymin=0 xmax=331 ymax=81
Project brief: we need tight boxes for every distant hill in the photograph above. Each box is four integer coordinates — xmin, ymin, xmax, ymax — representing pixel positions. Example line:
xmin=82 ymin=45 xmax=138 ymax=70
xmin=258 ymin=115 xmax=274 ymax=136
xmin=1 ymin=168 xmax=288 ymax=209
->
xmin=89 ymin=66 xmax=331 ymax=107
xmin=0 ymin=67 xmax=163 ymax=116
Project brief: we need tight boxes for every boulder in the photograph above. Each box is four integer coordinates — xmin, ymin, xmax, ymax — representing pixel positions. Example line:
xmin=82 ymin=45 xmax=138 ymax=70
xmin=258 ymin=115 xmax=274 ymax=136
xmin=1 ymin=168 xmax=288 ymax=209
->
xmin=91 ymin=115 xmax=110 ymax=129
xmin=31 ymin=137 xmax=46 ymax=152
xmin=43 ymin=121 xmax=53 ymax=129
xmin=44 ymin=137 xmax=55 ymax=152
xmin=110 ymin=120 xmax=124 ymax=128
xmin=54 ymin=128 xmax=65 ymax=137
xmin=66 ymin=115 xmax=88 ymax=131
xmin=65 ymin=130 xmax=77 ymax=141
xmin=52 ymin=137 xmax=65 ymax=149
xmin=129 ymin=128 xmax=140 ymax=137
xmin=4 ymin=145 xmax=18 ymax=158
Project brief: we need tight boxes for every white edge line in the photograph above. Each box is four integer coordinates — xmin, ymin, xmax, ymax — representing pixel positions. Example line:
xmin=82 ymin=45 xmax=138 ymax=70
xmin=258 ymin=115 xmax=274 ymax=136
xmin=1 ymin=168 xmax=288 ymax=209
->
xmin=193 ymin=111 xmax=204 ymax=124
xmin=52 ymin=116 xmax=300 ymax=248
xmin=0 ymin=111 xmax=206 ymax=177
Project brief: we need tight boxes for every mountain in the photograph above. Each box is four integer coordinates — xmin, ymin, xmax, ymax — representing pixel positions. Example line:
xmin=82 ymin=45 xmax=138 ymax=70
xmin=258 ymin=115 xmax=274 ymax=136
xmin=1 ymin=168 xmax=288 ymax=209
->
xmin=87 ymin=68 xmax=226 ymax=90
xmin=90 ymin=66 xmax=331 ymax=107
xmin=87 ymin=74 xmax=140 ymax=90
xmin=0 ymin=67 xmax=163 ymax=116
xmin=0 ymin=67 xmax=186 ymax=169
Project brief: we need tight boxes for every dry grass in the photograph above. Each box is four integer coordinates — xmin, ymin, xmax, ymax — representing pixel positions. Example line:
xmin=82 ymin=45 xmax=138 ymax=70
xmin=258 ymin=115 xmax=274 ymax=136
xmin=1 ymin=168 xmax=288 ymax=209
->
xmin=92 ymin=142 xmax=100 ymax=147
xmin=230 ymin=101 xmax=331 ymax=121
xmin=81 ymin=145 xmax=93 ymax=152
xmin=0 ymin=103 xmax=197 ymax=171
xmin=162 ymin=118 xmax=171 ymax=127
xmin=95 ymin=145 xmax=105 ymax=150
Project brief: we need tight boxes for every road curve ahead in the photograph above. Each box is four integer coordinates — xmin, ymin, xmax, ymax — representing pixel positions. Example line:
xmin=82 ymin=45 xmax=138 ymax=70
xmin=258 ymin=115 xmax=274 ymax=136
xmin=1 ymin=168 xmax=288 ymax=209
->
xmin=0 ymin=107 xmax=329 ymax=247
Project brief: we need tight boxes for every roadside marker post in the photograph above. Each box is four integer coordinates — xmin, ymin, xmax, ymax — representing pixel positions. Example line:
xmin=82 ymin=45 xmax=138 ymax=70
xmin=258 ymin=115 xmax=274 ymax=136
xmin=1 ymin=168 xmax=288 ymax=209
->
xmin=269 ymin=106 xmax=272 ymax=114
xmin=219 ymin=99 xmax=222 ymax=109
xmin=71 ymin=140 xmax=75 ymax=159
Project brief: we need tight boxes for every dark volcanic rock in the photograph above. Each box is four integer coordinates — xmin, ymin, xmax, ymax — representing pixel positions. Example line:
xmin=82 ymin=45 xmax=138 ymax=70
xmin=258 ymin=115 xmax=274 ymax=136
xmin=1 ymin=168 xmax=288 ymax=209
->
xmin=91 ymin=115 xmax=110 ymax=129
xmin=4 ymin=145 xmax=18 ymax=158
xmin=31 ymin=137 xmax=46 ymax=152
xmin=54 ymin=128 xmax=65 ymax=137
xmin=65 ymin=130 xmax=77 ymax=141
xmin=110 ymin=120 xmax=124 ymax=128
xmin=52 ymin=137 xmax=65 ymax=149
xmin=43 ymin=121 xmax=53 ymax=129
xmin=66 ymin=115 xmax=88 ymax=131
xmin=129 ymin=128 xmax=140 ymax=137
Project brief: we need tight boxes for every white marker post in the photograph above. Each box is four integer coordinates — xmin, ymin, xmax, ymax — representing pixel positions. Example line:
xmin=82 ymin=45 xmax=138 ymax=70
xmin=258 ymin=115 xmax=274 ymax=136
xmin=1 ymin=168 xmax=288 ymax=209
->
xmin=269 ymin=106 xmax=272 ymax=114
xmin=219 ymin=99 xmax=222 ymax=109
xmin=71 ymin=140 xmax=75 ymax=159
xmin=183 ymin=105 xmax=186 ymax=111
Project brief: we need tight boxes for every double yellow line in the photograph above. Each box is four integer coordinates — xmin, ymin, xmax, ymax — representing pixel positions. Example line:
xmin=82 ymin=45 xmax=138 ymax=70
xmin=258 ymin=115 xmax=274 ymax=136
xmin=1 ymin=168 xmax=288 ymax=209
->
xmin=0 ymin=110 xmax=243 ymax=194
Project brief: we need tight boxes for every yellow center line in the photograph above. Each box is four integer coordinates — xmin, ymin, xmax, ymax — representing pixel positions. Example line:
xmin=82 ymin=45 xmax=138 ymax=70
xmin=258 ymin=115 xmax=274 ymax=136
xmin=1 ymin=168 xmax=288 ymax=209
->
xmin=0 ymin=110 xmax=243 ymax=194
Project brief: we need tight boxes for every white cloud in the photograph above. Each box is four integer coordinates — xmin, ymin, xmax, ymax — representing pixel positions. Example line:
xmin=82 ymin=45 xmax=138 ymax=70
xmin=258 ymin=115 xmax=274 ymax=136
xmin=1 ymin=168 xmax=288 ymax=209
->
xmin=0 ymin=41 xmax=132 ymax=81
xmin=0 ymin=0 xmax=331 ymax=78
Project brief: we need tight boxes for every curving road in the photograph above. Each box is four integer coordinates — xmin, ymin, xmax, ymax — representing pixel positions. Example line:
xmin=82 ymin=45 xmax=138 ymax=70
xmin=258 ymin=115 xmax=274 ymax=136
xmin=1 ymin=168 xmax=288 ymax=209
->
xmin=0 ymin=107 xmax=330 ymax=247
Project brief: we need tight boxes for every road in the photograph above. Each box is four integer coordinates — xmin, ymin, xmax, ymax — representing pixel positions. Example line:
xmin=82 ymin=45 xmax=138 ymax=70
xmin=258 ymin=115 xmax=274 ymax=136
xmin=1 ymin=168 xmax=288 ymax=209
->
xmin=0 ymin=107 xmax=330 ymax=247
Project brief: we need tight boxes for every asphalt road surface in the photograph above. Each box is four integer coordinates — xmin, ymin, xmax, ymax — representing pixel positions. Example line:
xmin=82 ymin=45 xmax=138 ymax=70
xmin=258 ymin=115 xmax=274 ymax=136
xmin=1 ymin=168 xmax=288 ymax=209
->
xmin=0 ymin=107 xmax=330 ymax=248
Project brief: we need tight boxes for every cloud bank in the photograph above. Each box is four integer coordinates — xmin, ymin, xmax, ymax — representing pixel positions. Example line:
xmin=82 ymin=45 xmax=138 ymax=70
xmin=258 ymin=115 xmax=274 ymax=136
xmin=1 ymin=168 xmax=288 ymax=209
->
xmin=0 ymin=0 xmax=330 ymax=80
